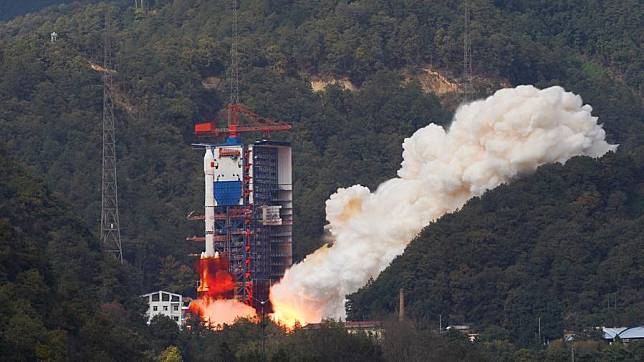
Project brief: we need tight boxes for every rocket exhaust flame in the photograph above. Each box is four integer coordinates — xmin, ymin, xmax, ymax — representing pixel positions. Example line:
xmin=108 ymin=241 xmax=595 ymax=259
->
xmin=195 ymin=253 xmax=235 ymax=297
xmin=189 ymin=254 xmax=256 ymax=327
xmin=192 ymin=148 xmax=258 ymax=328
xmin=269 ymin=85 xmax=618 ymax=327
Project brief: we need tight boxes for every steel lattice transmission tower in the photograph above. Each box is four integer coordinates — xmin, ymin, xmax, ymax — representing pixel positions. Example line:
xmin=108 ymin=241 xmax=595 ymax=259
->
xmin=463 ymin=0 xmax=473 ymax=99
xmin=229 ymin=0 xmax=240 ymax=119
xmin=101 ymin=11 xmax=123 ymax=263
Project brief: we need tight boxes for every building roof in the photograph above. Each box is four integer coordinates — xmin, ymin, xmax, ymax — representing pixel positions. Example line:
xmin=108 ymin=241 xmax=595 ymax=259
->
xmin=603 ymin=327 xmax=627 ymax=339
xmin=302 ymin=321 xmax=383 ymax=330
xmin=343 ymin=321 xmax=383 ymax=329
xmin=141 ymin=290 xmax=183 ymax=298
xmin=618 ymin=327 xmax=644 ymax=339
xmin=603 ymin=326 xmax=644 ymax=340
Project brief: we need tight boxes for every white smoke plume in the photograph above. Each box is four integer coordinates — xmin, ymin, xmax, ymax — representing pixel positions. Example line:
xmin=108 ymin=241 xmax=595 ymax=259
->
xmin=270 ymin=85 xmax=617 ymax=325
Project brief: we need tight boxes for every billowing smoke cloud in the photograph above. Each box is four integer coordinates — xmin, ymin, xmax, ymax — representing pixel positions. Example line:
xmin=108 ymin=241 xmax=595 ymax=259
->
xmin=189 ymin=254 xmax=257 ymax=328
xmin=270 ymin=85 xmax=617 ymax=326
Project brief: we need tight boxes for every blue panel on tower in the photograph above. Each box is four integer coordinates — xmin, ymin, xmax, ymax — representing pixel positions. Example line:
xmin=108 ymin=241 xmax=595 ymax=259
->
xmin=214 ymin=181 xmax=242 ymax=206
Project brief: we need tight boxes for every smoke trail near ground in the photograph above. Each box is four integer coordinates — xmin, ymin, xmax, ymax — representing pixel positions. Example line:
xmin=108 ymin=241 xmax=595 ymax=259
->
xmin=270 ymin=85 xmax=617 ymax=326
xmin=189 ymin=254 xmax=256 ymax=327
xmin=190 ymin=298 xmax=256 ymax=327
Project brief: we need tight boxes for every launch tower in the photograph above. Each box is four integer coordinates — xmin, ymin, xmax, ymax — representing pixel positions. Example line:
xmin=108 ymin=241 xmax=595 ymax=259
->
xmin=188 ymin=0 xmax=292 ymax=312
xmin=192 ymin=104 xmax=293 ymax=309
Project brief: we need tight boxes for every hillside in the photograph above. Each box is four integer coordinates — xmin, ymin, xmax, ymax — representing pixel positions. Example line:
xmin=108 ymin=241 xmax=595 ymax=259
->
xmin=348 ymin=153 xmax=644 ymax=345
xmin=0 ymin=147 xmax=386 ymax=361
xmin=0 ymin=0 xmax=642 ymax=322
xmin=0 ymin=147 xmax=150 ymax=360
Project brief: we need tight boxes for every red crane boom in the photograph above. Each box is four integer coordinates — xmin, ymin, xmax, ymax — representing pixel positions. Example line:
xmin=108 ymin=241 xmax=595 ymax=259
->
xmin=194 ymin=103 xmax=291 ymax=139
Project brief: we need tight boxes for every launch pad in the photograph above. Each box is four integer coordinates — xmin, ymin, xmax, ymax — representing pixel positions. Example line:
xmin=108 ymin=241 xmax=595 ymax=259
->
xmin=189 ymin=103 xmax=293 ymax=312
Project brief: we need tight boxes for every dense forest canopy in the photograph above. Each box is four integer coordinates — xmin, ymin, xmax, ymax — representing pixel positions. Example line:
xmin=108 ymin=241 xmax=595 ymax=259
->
xmin=0 ymin=0 xmax=80 ymax=22
xmin=0 ymin=0 xmax=642 ymax=359
xmin=1 ymin=0 xmax=641 ymax=293
xmin=0 ymin=146 xmax=150 ymax=360
xmin=347 ymin=153 xmax=644 ymax=344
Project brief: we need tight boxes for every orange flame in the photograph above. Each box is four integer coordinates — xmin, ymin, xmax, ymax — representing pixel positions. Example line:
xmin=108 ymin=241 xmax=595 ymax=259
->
xmin=268 ymin=292 xmax=322 ymax=329
xmin=195 ymin=255 xmax=235 ymax=298
xmin=190 ymin=298 xmax=256 ymax=327
xmin=189 ymin=254 xmax=256 ymax=327
xmin=268 ymin=247 xmax=332 ymax=329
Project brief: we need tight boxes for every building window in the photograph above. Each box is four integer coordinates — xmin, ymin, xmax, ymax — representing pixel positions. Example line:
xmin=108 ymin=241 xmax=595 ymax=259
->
xmin=153 ymin=306 xmax=158 ymax=311
xmin=173 ymin=316 xmax=179 ymax=321
xmin=162 ymin=293 xmax=170 ymax=301
xmin=173 ymin=305 xmax=179 ymax=311
xmin=152 ymin=293 xmax=160 ymax=302
xmin=171 ymin=295 xmax=179 ymax=302
xmin=163 ymin=306 xmax=168 ymax=311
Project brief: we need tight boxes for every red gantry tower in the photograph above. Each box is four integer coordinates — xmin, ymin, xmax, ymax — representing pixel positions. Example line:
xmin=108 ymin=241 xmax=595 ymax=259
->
xmin=189 ymin=0 xmax=293 ymax=310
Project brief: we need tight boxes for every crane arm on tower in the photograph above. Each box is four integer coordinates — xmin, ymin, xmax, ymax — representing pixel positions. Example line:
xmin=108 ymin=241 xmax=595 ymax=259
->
xmin=194 ymin=103 xmax=292 ymax=139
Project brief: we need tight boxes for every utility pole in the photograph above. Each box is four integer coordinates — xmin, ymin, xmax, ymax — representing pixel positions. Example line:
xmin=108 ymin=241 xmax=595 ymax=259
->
xmin=538 ymin=316 xmax=542 ymax=344
xmin=253 ymin=297 xmax=268 ymax=360
xmin=463 ymin=0 xmax=473 ymax=99
xmin=101 ymin=10 xmax=123 ymax=263
xmin=399 ymin=288 xmax=405 ymax=322
xmin=134 ymin=0 xmax=146 ymax=17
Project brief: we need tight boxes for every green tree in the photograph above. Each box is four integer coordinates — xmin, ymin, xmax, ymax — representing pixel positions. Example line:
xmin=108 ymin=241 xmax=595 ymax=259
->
xmin=157 ymin=345 xmax=183 ymax=362
xmin=150 ymin=314 xmax=181 ymax=348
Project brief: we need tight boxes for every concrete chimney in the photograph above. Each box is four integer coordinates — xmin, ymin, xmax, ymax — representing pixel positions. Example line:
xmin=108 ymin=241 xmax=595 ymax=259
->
xmin=399 ymin=288 xmax=405 ymax=321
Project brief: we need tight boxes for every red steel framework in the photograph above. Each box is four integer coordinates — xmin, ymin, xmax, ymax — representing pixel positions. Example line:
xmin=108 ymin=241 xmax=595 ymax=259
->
xmin=190 ymin=0 xmax=291 ymax=308
xmin=191 ymin=105 xmax=291 ymax=308
xmin=194 ymin=103 xmax=291 ymax=139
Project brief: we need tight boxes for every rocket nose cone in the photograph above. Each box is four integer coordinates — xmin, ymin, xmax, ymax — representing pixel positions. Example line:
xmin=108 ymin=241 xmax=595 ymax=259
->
xmin=204 ymin=149 xmax=214 ymax=172
xmin=204 ymin=148 xmax=214 ymax=160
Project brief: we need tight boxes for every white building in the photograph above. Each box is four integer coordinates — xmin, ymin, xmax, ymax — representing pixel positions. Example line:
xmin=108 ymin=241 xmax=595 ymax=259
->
xmin=141 ymin=291 xmax=187 ymax=326
xmin=603 ymin=326 xmax=644 ymax=343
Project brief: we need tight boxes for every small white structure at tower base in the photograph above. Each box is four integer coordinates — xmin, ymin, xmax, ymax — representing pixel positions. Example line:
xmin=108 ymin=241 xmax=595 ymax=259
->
xmin=141 ymin=290 xmax=188 ymax=326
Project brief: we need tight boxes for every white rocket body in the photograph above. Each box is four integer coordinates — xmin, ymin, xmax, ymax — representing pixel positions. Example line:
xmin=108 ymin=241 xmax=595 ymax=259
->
xmin=204 ymin=148 xmax=215 ymax=257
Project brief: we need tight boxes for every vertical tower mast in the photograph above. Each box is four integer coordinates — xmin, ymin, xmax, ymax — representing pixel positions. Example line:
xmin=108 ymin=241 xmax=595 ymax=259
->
xmin=227 ymin=0 xmax=241 ymax=136
xmin=191 ymin=0 xmax=293 ymax=310
xmin=463 ymin=0 xmax=473 ymax=99
xmin=101 ymin=10 xmax=123 ymax=263
xmin=228 ymin=0 xmax=250 ymax=305
xmin=230 ymin=0 xmax=240 ymax=106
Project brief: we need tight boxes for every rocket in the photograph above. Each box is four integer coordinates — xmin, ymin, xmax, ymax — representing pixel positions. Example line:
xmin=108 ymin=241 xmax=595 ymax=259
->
xmin=203 ymin=148 xmax=215 ymax=257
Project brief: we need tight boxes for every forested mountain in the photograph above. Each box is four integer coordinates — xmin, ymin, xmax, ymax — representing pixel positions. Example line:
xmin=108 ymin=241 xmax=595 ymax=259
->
xmin=347 ymin=152 xmax=644 ymax=344
xmin=0 ymin=148 xmax=390 ymax=360
xmin=0 ymin=0 xmax=642 ymax=357
xmin=0 ymin=147 xmax=152 ymax=360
